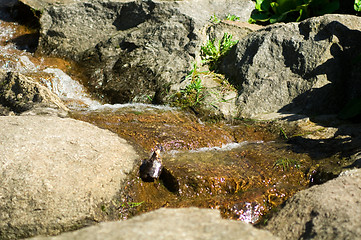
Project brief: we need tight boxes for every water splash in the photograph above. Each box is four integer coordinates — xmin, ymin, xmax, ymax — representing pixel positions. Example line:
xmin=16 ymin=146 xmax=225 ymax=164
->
xmin=42 ymin=68 xmax=101 ymax=108
xmin=167 ymin=141 xmax=264 ymax=155
xmin=0 ymin=11 xmax=103 ymax=109
xmin=230 ymin=202 xmax=265 ymax=224
xmin=88 ymin=102 xmax=175 ymax=111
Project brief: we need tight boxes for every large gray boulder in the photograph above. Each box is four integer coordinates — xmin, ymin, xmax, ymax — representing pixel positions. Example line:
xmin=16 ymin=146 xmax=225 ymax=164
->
xmin=0 ymin=70 xmax=68 ymax=116
xmin=29 ymin=208 xmax=279 ymax=240
xmin=265 ymin=169 xmax=361 ymax=240
xmin=220 ymin=14 xmax=361 ymax=118
xmin=0 ymin=116 xmax=139 ymax=239
xmin=20 ymin=0 xmax=255 ymax=104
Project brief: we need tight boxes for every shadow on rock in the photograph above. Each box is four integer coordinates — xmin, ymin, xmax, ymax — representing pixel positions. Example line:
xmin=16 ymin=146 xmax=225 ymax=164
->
xmin=280 ymin=21 xmax=361 ymax=116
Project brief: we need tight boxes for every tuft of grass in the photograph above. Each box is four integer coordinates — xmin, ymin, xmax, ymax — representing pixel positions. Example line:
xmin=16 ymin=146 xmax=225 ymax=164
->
xmin=226 ymin=14 xmax=240 ymax=21
xmin=210 ymin=14 xmax=221 ymax=24
xmin=273 ymin=158 xmax=300 ymax=171
xmin=279 ymin=127 xmax=288 ymax=140
xmin=121 ymin=201 xmax=144 ymax=208
xmin=201 ymin=33 xmax=238 ymax=71
xmin=210 ymin=13 xmax=240 ymax=23
xmin=171 ymin=63 xmax=206 ymax=108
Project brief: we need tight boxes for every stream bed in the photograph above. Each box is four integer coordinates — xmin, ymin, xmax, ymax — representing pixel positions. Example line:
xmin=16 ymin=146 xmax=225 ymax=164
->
xmin=0 ymin=6 xmax=350 ymax=225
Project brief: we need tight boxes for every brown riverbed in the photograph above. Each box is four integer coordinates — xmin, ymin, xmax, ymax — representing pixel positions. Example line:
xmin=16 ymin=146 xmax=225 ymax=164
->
xmin=70 ymin=107 xmax=325 ymax=224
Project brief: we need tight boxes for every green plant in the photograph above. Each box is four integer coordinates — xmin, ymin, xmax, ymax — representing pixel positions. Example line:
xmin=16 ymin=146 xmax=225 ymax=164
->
xmin=226 ymin=14 xmax=240 ymax=21
xmin=279 ymin=127 xmax=288 ymax=139
xmin=186 ymin=62 xmax=201 ymax=81
xmin=355 ymin=0 xmax=361 ymax=11
xmin=210 ymin=14 xmax=221 ymax=24
xmin=273 ymin=158 xmax=300 ymax=171
xmin=121 ymin=201 xmax=144 ymax=208
xmin=181 ymin=78 xmax=205 ymax=106
xmin=171 ymin=63 xmax=207 ymax=108
xmin=210 ymin=14 xmax=240 ymax=23
xmin=201 ymin=33 xmax=238 ymax=71
xmin=144 ymin=95 xmax=153 ymax=103
xmin=249 ymin=0 xmax=340 ymax=24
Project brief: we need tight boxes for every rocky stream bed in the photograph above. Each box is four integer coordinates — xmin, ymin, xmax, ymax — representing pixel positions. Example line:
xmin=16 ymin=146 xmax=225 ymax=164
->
xmin=1 ymin=1 xmax=361 ymax=239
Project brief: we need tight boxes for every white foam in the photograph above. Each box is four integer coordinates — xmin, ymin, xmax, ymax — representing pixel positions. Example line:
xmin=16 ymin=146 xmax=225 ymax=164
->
xmin=43 ymin=67 xmax=101 ymax=108
xmin=167 ymin=141 xmax=263 ymax=155
xmin=19 ymin=55 xmax=36 ymax=71
xmin=88 ymin=102 xmax=176 ymax=111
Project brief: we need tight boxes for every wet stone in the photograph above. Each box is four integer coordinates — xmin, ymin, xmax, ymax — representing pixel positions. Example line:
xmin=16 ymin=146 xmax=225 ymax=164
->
xmin=139 ymin=148 xmax=163 ymax=181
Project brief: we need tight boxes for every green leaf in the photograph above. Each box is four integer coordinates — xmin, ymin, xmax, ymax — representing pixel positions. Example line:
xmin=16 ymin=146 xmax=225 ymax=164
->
xmin=249 ymin=0 xmax=340 ymax=24
xmin=355 ymin=0 xmax=361 ymax=12
xmin=255 ymin=0 xmax=272 ymax=12
xmin=226 ymin=14 xmax=240 ymax=21
xmin=210 ymin=14 xmax=221 ymax=24
xmin=249 ymin=11 xmax=272 ymax=23
xmin=201 ymin=33 xmax=238 ymax=71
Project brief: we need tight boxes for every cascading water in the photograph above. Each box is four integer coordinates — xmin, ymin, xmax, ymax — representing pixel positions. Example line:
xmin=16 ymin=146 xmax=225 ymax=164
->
xmin=1 ymin=5 xmax=338 ymax=225
xmin=0 ymin=7 xmax=102 ymax=110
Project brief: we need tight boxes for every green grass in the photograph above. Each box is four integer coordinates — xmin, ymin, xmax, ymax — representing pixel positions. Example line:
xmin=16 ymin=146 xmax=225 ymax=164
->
xmin=171 ymin=63 xmax=206 ymax=108
xmin=210 ymin=13 xmax=240 ymax=24
xmin=273 ymin=158 xmax=300 ymax=171
xmin=201 ymin=33 xmax=238 ymax=71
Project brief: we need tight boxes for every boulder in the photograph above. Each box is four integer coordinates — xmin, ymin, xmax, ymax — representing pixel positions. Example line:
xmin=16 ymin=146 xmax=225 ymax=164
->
xmin=265 ymin=169 xmax=361 ymax=240
xmin=29 ymin=208 xmax=279 ymax=240
xmin=19 ymin=0 xmax=255 ymax=104
xmin=220 ymin=14 xmax=361 ymax=118
xmin=0 ymin=116 xmax=139 ymax=239
xmin=0 ymin=70 xmax=68 ymax=116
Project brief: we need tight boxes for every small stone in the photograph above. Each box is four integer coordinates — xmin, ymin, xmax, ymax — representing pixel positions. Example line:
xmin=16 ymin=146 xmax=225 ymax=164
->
xmin=139 ymin=148 xmax=163 ymax=181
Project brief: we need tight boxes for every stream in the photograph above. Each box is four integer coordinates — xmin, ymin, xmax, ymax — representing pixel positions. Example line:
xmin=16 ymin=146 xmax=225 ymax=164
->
xmin=0 ymin=6 xmax=345 ymax=225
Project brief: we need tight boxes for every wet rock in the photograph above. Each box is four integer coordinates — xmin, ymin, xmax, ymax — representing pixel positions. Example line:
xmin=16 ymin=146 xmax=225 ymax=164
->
xmin=0 ymin=116 xmax=139 ymax=239
xmin=265 ymin=169 xmax=361 ymax=240
xmin=220 ymin=14 xmax=361 ymax=118
xmin=139 ymin=148 xmax=163 ymax=181
xmin=0 ymin=70 xmax=68 ymax=116
xmin=19 ymin=0 xmax=255 ymax=104
xmin=28 ymin=208 xmax=280 ymax=240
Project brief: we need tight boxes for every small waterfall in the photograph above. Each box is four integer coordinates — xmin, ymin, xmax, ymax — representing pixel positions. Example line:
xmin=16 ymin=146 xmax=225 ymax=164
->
xmin=42 ymin=68 xmax=101 ymax=109
xmin=0 ymin=9 xmax=174 ymax=111
xmin=0 ymin=9 xmax=103 ymax=110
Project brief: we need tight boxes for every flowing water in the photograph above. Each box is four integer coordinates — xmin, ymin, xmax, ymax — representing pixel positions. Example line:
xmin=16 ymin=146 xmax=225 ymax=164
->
xmin=0 ymin=7 xmax=344 ymax=225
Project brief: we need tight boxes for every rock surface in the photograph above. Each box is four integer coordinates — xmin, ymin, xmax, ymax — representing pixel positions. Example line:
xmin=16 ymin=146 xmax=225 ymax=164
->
xmin=220 ymin=14 xmax=361 ymax=118
xmin=0 ymin=0 xmax=19 ymax=7
xmin=0 ymin=70 xmax=68 ymax=116
xmin=29 ymin=208 xmax=279 ymax=240
xmin=20 ymin=0 xmax=255 ymax=104
xmin=265 ymin=168 xmax=361 ymax=240
xmin=0 ymin=116 xmax=139 ymax=239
